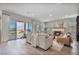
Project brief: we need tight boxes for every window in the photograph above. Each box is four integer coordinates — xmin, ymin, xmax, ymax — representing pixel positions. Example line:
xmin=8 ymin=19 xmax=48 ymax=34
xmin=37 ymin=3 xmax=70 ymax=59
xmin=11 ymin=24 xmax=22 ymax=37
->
xmin=26 ymin=23 xmax=32 ymax=32
xmin=8 ymin=19 xmax=16 ymax=40
xmin=16 ymin=21 xmax=24 ymax=39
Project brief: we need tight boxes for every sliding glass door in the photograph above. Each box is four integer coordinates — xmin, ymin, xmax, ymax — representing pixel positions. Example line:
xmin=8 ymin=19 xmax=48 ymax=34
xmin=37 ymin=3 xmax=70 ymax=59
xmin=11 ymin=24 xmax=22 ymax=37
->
xmin=17 ymin=21 xmax=24 ymax=39
xmin=26 ymin=23 xmax=32 ymax=33
xmin=26 ymin=22 xmax=32 ymax=43
xmin=8 ymin=20 xmax=33 ymax=40
xmin=8 ymin=19 xmax=16 ymax=40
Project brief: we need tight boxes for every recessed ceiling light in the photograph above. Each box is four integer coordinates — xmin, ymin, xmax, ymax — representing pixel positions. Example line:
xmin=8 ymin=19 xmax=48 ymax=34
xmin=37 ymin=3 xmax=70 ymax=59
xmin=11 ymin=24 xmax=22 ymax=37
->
xmin=31 ymin=13 xmax=34 ymax=16
xmin=49 ymin=14 xmax=52 ymax=17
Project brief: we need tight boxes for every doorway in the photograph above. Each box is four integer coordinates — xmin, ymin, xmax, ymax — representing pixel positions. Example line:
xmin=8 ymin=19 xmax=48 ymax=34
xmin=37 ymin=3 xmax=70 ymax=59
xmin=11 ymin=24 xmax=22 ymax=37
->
xmin=76 ymin=16 xmax=79 ymax=41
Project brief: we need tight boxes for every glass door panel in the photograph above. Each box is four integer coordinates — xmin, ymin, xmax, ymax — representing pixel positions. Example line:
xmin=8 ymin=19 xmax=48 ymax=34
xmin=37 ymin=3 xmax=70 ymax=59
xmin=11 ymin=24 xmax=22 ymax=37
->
xmin=8 ymin=19 xmax=16 ymax=40
xmin=17 ymin=21 xmax=24 ymax=39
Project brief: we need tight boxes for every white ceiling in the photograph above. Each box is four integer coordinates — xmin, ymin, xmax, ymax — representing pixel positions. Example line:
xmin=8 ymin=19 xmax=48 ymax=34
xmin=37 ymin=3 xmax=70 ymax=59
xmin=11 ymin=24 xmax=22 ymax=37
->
xmin=0 ymin=3 xmax=79 ymax=22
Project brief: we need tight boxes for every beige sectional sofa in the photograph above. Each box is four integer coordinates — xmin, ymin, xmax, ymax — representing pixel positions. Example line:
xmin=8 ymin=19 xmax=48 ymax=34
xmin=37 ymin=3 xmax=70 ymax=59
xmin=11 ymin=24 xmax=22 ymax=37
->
xmin=26 ymin=32 xmax=53 ymax=50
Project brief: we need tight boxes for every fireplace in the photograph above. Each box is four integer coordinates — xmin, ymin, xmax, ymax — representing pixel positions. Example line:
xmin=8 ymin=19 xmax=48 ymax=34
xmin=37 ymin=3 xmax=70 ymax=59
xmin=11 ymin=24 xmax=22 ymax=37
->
xmin=53 ymin=31 xmax=62 ymax=36
xmin=52 ymin=28 xmax=64 ymax=39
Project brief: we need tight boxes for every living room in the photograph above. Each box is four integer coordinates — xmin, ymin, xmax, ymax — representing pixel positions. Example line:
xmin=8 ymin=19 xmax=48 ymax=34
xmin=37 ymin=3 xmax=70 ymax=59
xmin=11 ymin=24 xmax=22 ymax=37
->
xmin=0 ymin=3 xmax=79 ymax=55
